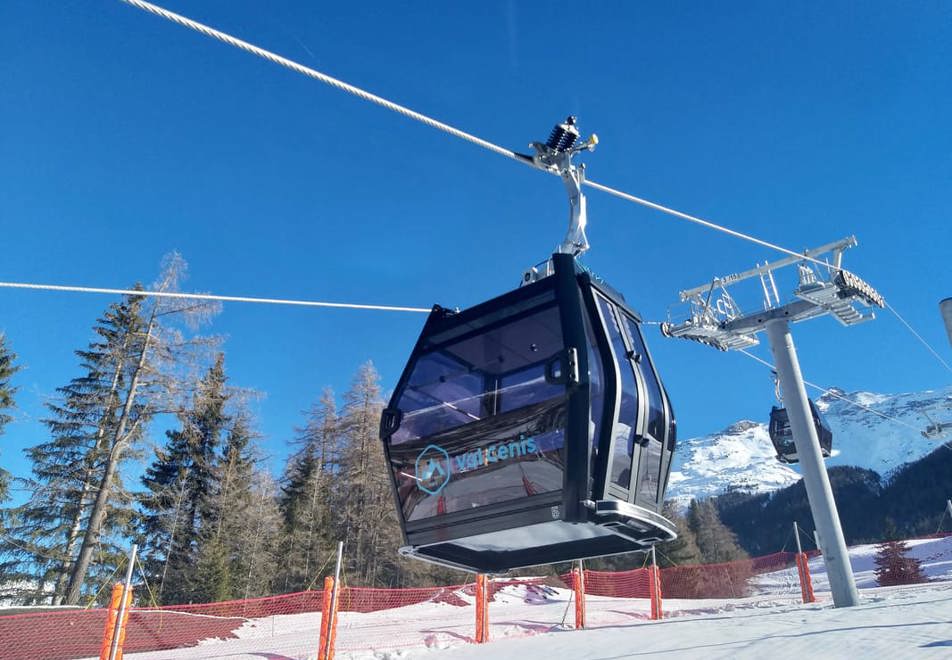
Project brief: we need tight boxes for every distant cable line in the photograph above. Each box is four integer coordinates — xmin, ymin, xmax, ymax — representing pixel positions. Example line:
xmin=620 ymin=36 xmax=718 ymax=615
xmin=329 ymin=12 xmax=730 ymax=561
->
xmin=883 ymin=301 xmax=952 ymax=376
xmin=0 ymin=281 xmax=430 ymax=313
xmin=118 ymin=0 xmax=842 ymax=271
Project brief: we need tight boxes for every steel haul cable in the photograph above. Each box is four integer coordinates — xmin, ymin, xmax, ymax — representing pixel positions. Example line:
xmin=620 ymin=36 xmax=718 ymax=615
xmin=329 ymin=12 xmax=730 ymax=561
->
xmin=117 ymin=0 xmax=843 ymax=272
xmin=883 ymin=301 xmax=952 ymax=376
xmin=0 ymin=281 xmax=429 ymax=313
xmin=737 ymin=348 xmax=928 ymax=434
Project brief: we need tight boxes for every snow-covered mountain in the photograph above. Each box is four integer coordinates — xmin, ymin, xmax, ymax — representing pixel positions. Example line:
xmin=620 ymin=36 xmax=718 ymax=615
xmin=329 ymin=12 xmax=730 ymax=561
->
xmin=667 ymin=385 xmax=952 ymax=507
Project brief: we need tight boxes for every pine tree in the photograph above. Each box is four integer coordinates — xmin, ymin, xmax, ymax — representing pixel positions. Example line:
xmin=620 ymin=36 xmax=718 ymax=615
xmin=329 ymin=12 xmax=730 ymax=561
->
xmin=62 ymin=253 xmax=219 ymax=605
xmin=198 ymin=407 xmax=260 ymax=601
xmin=2 ymin=296 xmax=145 ymax=604
xmin=656 ymin=502 xmax=702 ymax=567
xmin=193 ymin=539 xmax=232 ymax=603
xmin=688 ymin=499 xmax=748 ymax=564
xmin=336 ymin=362 xmax=403 ymax=586
xmin=139 ymin=353 xmax=230 ymax=603
xmin=233 ymin=471 xmax=282 ymax=599
xmin=874 ymin=540 xmax=927 ymax=586
xmin=278 ymin=388 xmax=339 ymax=592
xmin=0 ymin=333 xmax=21 ymax=501
xmin=686 ymin=499 xmax=752 ymax=598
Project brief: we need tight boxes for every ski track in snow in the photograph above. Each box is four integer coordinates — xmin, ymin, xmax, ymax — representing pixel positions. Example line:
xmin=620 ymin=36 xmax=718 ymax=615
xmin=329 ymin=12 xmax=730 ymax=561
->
xmin=107 ymin=537 xmax=952 ymax=660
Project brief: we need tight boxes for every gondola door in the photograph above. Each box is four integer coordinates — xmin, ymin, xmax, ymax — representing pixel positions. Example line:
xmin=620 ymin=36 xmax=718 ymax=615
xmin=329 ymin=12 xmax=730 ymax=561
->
xmin=589 ymin=290 xmax=670 ymax=511
xmin=591 ymin=292 xmax=641 ymax=504
xmin=621 ymin=314 xmax=667 ymax=510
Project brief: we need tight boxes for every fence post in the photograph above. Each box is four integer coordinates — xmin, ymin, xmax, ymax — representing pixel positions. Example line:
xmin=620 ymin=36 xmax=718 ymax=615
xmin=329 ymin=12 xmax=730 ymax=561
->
xmin=474 ymin=574 xmax=489 ymax=643
xmin=574 ymin=559 xmax=586 ymax=630
xmin=475 ymin=574 xmax=482 ymax=643
xmin=793 ymin=522 xmax=816 ymax=604
xmin=114 ymin=589 xmax=134 ymax=660
xmin=318 ymin=576 xmax=334 ymax=660
xmin=796 ymin=554 xmax=816 ymax=603
xmin=108 ymin=543 xmax=137 ymax=660
xmin=327 ymin=582 xmax=340 ymax=660
xmin=649 ymin=546 xmax=663 ymax=620
xmin=327 ymin=542 xmax=343 ymax=660
xmin=99 ymin=584 xmax=123 ymax=660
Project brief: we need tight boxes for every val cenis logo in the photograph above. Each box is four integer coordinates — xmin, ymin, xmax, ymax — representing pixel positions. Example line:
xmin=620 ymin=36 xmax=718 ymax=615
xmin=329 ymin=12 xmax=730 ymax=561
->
xmin=414 ymin=444 xmax=451 ymax=495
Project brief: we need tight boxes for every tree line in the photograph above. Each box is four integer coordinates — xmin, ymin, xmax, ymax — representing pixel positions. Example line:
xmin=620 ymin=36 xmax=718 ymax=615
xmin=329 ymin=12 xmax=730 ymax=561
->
xmin=5 ymin=254 xmax=938 ymax=606
xmin=0 ymin=255 xmax=457 ymax=607
xmin=713 ymin=450 xmax=952 ymax=556
xmin=0 ymin=248 xmax=769 ymax=607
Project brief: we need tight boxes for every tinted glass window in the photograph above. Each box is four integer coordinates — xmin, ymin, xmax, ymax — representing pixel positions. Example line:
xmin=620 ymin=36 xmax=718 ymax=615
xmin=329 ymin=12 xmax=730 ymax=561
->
xmin=389 ymin=303 xmax=567 ymax=521
xmin=636 ymin=435 xmax=661 ymax=506
xmin=582 ymin=310 xmax=605 ymax=462
xmin=623 ymin=317 xmax=666 ymax=442
xmin=499 ymin=363 xmax=563 ymax=414
xmin=391 ymin=352 xmax=485 ymax=445
xmin=597 ymin=296 xmax=637 ymax=491
xmin=622 ymin=316 xmax=665 ymax=506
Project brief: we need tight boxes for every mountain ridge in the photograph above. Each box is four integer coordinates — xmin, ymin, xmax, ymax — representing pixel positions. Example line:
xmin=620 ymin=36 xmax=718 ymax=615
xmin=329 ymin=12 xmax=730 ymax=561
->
xmin=668 ymin=384 xmax=952 ymax=507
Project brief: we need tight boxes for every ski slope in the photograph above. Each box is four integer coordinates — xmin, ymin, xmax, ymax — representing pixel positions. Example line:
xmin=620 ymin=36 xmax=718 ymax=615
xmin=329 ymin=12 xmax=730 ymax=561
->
xmin=112 ymin=536 xmax=952 ymax=660
xmin=434 ymin=582 xmax=952 ymax=660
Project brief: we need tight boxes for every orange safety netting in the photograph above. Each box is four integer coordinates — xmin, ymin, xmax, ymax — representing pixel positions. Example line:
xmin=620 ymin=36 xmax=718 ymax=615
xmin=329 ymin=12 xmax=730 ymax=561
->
xmin=2 ymin=536 xmax=948 ymax=660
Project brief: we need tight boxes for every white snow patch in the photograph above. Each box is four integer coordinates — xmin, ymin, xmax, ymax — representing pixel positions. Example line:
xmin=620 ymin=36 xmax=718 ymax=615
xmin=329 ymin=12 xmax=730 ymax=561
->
xmin=115 ymin=537 xmax=952 ymax=660
xmin=669 ymin=384 xmax=952 ymax=505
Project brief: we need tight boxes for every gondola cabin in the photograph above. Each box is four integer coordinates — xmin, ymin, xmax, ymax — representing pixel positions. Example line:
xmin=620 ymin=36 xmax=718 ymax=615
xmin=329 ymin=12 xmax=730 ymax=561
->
xmin=380 ymin=253 xmax=677 ymax=573
xmin=769 ymin=399 xmax=833 ymax=464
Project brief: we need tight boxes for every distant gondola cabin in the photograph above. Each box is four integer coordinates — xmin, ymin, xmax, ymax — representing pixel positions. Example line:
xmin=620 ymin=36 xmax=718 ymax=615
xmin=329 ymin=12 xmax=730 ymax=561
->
xmin=769 ymin=399 xmax=833 ymax=464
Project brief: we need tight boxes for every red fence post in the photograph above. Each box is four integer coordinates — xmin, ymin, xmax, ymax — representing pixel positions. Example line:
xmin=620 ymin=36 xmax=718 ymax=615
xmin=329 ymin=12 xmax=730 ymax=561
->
xmin=99 ymin=583 xmax=123 ymax=660
xmin=474 ymin=574 xmax=489 ymax=643
xmin=648 ymin=565 xmax=663 ymax=620
xmin=474 ymin=575 xmax=481 ymax=643
xmin=574 ymin=563 xmax=586 ymax=629
xmin=483 ymin=575 xmax=490 ymax=642
xmin=796 ymin=553 xmax=816 ymax=603
xmin=318 ymin=576 xmax=333 ymax=660
xmin=328 ymin=582 xmax=340 ymax=660
xmin=112 ymin=588 xmax=134 ymax=660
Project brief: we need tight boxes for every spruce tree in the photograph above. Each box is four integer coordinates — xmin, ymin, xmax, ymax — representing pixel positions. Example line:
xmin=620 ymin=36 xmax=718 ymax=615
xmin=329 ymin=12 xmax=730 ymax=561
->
xmin=0 ymin=333 xmax=21 ymax=501
xmin=139 ymin=353 xmax=230 ymax=603
xmin=2 ymin=255 xmax=218 ymax=605
xmin=63 ymin=254 xmax=219 ymax=605
xmin=278 ymin=388 xmax=339 ymax=592
xmin=2 ymin=296 xmax=144 ymax=604
xmin=198 ymin=408 xmax=259 ymax=601
xmin=874 ymin=540 xmax=927 ymax=586
xmin=657 ymin=502 xmax=702 ymax=567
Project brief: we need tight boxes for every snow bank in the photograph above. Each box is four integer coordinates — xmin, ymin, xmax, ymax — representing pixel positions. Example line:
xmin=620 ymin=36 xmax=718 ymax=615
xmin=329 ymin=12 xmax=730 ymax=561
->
xmin=117 ymin=537 xmax=952 ymax=660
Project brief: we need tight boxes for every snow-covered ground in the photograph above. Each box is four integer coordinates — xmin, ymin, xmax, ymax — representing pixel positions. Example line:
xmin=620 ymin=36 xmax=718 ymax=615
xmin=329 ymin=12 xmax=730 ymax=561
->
xmin=114 ymin=536 xmax=952 ymax=660
xmin=434 ymin=582 xmax=952 ymax=660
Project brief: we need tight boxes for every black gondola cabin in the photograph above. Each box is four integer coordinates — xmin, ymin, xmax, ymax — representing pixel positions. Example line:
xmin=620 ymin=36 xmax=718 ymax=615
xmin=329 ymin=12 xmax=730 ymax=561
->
xmin=379 ymin=254 xmax=677 ymax=573
xmin=769 ymin=399 xmax=833 ymax=464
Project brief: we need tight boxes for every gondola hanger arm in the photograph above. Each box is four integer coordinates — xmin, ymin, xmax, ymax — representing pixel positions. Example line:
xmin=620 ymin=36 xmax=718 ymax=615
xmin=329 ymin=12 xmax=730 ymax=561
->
xmin=517 ymin=116 xmax=598 ymax=257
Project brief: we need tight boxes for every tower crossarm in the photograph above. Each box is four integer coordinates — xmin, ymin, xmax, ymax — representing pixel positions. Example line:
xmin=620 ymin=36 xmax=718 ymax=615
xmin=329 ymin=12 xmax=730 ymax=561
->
xmin=677 ymin=236 xmax=857 ymax=302
xmin=661 ymin=235 xmax=883 ymax=352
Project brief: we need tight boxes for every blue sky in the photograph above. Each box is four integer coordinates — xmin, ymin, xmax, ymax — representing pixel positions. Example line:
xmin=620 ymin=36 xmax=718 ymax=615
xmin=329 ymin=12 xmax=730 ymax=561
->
xmin=1 ymin=1 xmax=950 ymax=493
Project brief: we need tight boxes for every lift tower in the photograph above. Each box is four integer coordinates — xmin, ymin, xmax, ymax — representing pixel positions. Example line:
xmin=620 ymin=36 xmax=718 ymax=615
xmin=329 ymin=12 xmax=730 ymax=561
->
xmin=662 ymin=236 xmax=884 ymax=608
